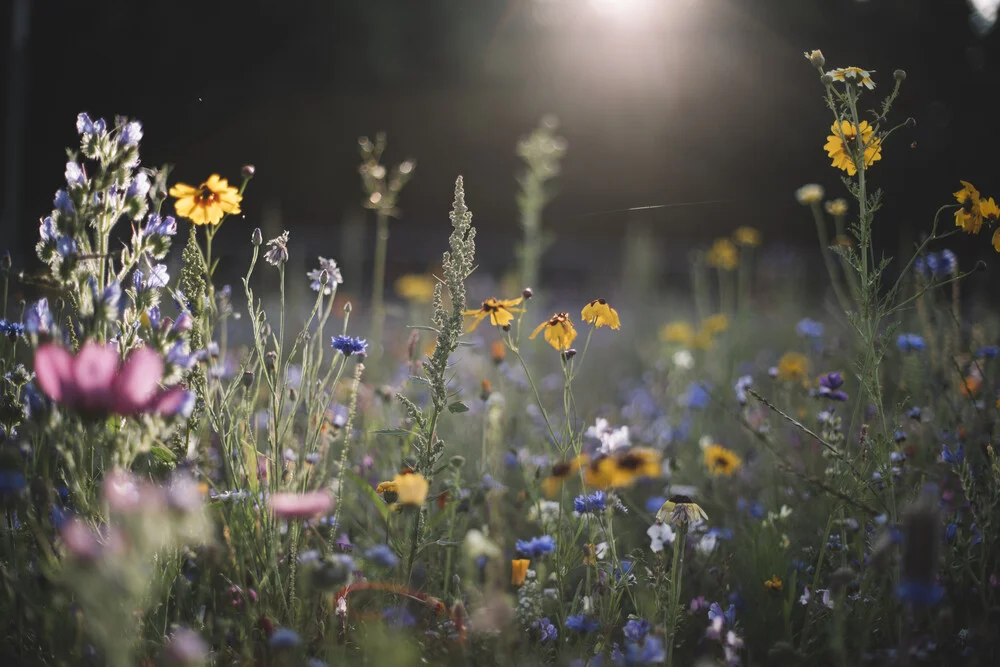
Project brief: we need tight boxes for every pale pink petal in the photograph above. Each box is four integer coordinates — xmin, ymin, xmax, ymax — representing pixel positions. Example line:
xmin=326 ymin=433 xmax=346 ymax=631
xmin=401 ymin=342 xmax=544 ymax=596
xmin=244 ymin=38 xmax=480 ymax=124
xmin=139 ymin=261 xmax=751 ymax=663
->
xmin=112 ymin=346 xmax=164 ymax=413
xmin=270 ymin=492 xmax=333 ymax=520
xmin=73 ymin=342 xmax=119 ymax=411
xmin=60 ymin=519 xmax=101 ymax=560
xmin=147 ymin=386 xmax=192 ymax=416
xmin=34 ymin=344 xmax=76 ymax=404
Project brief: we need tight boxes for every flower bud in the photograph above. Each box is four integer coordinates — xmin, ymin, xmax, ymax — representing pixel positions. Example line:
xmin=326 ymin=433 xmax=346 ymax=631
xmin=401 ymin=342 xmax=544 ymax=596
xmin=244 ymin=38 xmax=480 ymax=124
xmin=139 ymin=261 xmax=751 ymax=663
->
xmin=265 ymin=351 xmax=277 ymax=371
xmin=522 ymin=287 xmax=533 ymax=300
xmin=561 ymin=348 xmax=577 ymax=361
xmin=804 ymin=49 xmax=825 ymax=69
xmin=242 ymin=371 xmax=254 ymax=388
xmin=251 ymin=228 xmax=262 ymax=246
xmin=450 ymin=455 xmax=466 ymax=469
xmin=241 ymin=164 xmax=256 ymax=179
xmin=319 ymin=269 xmax=329 ymax=286
xmin=343 ymin=301 xmax=353 ymax=314
xmin=893 ymin=69 xmax=907 ymax=82
xmin=820 ymin=73 xmax=834 ymax=86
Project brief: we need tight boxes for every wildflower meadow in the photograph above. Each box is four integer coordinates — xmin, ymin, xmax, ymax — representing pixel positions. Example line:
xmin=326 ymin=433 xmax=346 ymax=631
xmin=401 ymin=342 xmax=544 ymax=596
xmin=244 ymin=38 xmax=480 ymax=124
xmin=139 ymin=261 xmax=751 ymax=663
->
xmin=3 ymin=50 xmax=1000 ymax=667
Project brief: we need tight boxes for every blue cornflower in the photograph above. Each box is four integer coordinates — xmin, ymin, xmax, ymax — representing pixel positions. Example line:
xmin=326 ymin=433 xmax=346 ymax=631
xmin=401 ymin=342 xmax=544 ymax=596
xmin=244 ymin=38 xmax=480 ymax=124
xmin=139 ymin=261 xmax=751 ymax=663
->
xmin=565 ymin=615 xmax=600 ymax=633
xmin=268 ymin=628 xmax=301 ymax=649
xmin=896 ymin=334 xmax=926 ymax=352
xmin=307 ymin=257 xmax=344 ymax=294
xmin=976 ymin=346 xmax=999 ymax=359
xmin=907 ymin=406 xmax=922 ymax=420
xmin=383 ymin=607 xmax=417 ymax=628
xmin=56 ymin=236 xmax=77 ymax=257
xmin=817 ymin=371 xmax=849 ymax=401
xmin=146 ymin=213 xmax=177 ymax=237
xmin=796 ymin=318 xmax=824 ymax=338
xmin=707 ymin=602 xmax=736 ymax=627
xmin=941 ymin=444 xmax=964 ymax=466
xmin=574 ymin=491 xmax=608 ymax=514
xmin=734 ymin=375 xmax=753 ymax=405
xmin=331 ymin=335 xmax=368 ymax=357
xmin=684 ymin=381 xmax=710 ymax=409
xmin=622 ymin=636 xmax=666 ymax=666
xmin=0 ymin=470 xmax=26 ymax=497
xmin=645 ymin=496 xmax=666 ymax=514
xmin=623 ymin=618 xmax=651 ymax=643
xmin=365 ymin=544 xmax=400 ymax=568
xmin=516 ymin=535 xmax=556 ymax=558
xmin=120 ymin=120 xmax=143 ymax=146
xmin=0 ymin=320 xmax=25 ymax=339
xmin=533 ymin=617 xmax=558 ymax=643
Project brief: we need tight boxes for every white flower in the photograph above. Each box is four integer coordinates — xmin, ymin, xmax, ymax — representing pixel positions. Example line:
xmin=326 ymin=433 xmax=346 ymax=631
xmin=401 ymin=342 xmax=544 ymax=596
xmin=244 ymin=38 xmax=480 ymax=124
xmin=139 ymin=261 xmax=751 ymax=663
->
xmin=698 ymin=435 xmax=714 ymax=450
xmin=696 ymin=532 xmax=718 ymax=555
xmin=594 ymin=542 xmax=609 ymax=559
xmin=527 ymin=500 xmax=561 ymax=525
xmin=599 ymin=425 xmax=630 ymax=455
xmin=795 ymin=184 xmax=825 ymax=205
xmin=672 ymin=349 xmax=694 ymax=370
xmin=585 ymin=418 xmax=610 ymax=440
xmin=646 ymin=522 xmax=675 ymax=553
xmin=464 ymin=529 xmax=501 ymax=560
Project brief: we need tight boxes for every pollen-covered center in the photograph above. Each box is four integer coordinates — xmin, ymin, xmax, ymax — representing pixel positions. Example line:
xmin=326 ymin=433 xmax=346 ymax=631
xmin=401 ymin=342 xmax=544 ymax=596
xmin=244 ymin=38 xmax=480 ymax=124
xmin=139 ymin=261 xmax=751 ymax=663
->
xmin=195 ymin=185 xmax=221 ymax=206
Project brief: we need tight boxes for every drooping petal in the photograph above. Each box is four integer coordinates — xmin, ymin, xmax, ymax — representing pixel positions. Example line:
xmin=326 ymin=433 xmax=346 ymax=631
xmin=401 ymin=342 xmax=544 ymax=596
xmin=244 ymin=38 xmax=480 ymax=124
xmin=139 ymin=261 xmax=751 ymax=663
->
xmin=529 ymin=321 xmax=548 ymax=340
xmin=113 ymin=346 xmax=164 ymax=413
xmin=34 ymin=344 xmax=77 ymax=404
xmin=73 ymin=343 xmax=120 ymax=411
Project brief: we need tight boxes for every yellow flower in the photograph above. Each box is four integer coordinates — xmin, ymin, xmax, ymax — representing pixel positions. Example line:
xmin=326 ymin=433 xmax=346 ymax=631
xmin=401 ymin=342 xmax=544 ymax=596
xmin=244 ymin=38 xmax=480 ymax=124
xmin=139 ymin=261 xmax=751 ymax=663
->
xmin=393 ymin=473 xmax=429 ymax=506
xmin=581 ymin=299 xmax=621 ymax=330
xmin=394 ymin=274 xmax=437 ymax=304
xmin=169 ymin=174 xmax=242 ymax=226
xmin=660 ymin=321 xmax=695 ymax=346
xmin=463 ymin=297 xmax=524 ymax=331
xmin=764 ymin=575 xmax=784 ymax=591
xmin=542 ymin=455 xmax=588 ymax=498
xmin=691 ymin=328 xmax=715 ymax=351
xmin=701 ymin=313 xmax=729 ymax=336
xmin=375 ymin=480 xmax=399 ymax=504
xmin=777 ymin=352 xmax=809 ymax=382
xmin=826 ymin=66 xmax=876 ymax=90
xmin=706 ymin=238 xmax=738 ymax=271
xmin=825 ymin=199 xmax=849 ymax=216
xmin=530 ymin=313 xmax=577 ymax=351
xmin=585 ymin=447 xmax=661 ymax=489
xmin=824 ymin=121 xmax=882 ymax=176
xmin=655 ymin=495 xmax=708 ymax=526
xmin=795 ymin=184 xmax=825 ymax=205
xmin=733 ymin=226 xmax=761 ymax=247
xmin=954 ymin=181 xmax=983 ymax=234
xmin=703 ymin=444 xmax=742 ymax=477
xmin=511 ymin=559 xmax=530 ymax=586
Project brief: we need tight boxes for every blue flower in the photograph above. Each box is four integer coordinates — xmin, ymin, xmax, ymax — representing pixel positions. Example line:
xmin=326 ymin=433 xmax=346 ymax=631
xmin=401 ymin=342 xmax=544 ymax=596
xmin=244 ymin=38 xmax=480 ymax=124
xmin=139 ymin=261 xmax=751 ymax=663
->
xmin=645 ymin=496 xmax=666 ymax=514
xmin=623 ymin=618 xmax=650 ymax=643
xmin=383 ymin=606 xmax=416 ymax=628
xmin=145 ymin=263 xmax=169 ymax=289
xmin=54 ymin=189 xmax=74 ymax=213
xmin=907 ymin=406 xmax=921 ymax=420
xmin=896 ymin=334 xmax=925 ymax=352
xmin=126 ymin=172 xmax=150 ymax=200
xmin=146 ymin=213 xmax=177 ymax=237
xmin=945 ymin=523 xmax=957 ymax=543
xmin=65 ymin=161 xmax=86 ymax=187
xmin=622 ymin=636 xmax=666 ymax=666
xmin=896 ymin=580 xmax=944 ymax=606
xmin=565 ymin=615 xmax=600 ymax=633
xmin=268 ymin=628 xmax=301 ymax=649
xmin=533 ymin=617 xmax=558 ymax=643
xmin=796 ymin=318 xmax=824 ymax=338
xmin=39 ymin=216 xmax=56 ymax=242
xmin=684 ymin=382 xmax=710 ymax=409
xmin=76 ymin=113 xmax=106 ymax=136
xmin=0 ymin=470 xmax=26 ymax=497
xmin=120 ymin=121 xmax=143 ymax=146
xmin=941 ymin=444 xmax=964 ymax=466
xmin=734 ymin=375 xmax=753 ymax=405
xmin=331 ymin=335 xmax=368 ymax=357
xmin=574 ymin=491 xmax=607 ymax=514
xmin=365 ymin=544 xmax=399 ymax=568
xmin=516 ymin=535 xmax=556 ymax=558
xmin=24 ymin=298 xmax=52 ymax=335
xmin=976 ymin=346 xmax=999 ymax=359
xmin=56 ymin=236 xmax=77 ymax=257
xmin=708 ymin=602 xmax=736 ymax=627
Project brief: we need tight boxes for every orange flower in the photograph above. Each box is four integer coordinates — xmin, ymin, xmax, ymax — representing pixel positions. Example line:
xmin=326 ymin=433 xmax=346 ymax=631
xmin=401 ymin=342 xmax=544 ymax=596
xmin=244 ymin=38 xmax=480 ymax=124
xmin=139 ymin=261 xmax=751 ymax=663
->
xmin=511 ymin=559 xmax=530 ymax=586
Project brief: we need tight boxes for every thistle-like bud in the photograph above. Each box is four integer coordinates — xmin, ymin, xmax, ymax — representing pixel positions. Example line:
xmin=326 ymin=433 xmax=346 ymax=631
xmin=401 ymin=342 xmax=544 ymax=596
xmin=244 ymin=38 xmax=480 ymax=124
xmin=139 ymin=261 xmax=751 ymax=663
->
xmin=905 ymin=117 xmax=917 ymax=129
xmin=893 ymin=69 xmax=907 ymax=82
xmin=242 ymin=371 xmax=254 ymax=388
xmin=265 ymin=351 xmax=277 ymax=371
xmin=242 ymin=164 xmax=256 ymax=179
xmin=251 ymin=228 xmax=262 ymax=246
xmin=319 ymin=269 xmax=329 ymax=286
xmin=522 ymin=287 xmax=533 ymax=300
xmin=804 ymin=49 xmax=825 ymax=69
xmin=450 ymin=455 xmax=466 ymax=469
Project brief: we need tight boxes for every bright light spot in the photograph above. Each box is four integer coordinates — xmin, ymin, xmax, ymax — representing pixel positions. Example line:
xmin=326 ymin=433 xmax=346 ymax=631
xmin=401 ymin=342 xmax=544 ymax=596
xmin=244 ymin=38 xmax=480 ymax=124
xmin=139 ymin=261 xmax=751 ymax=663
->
xmin=969 ymin=0 xmax=999 ymax=35
xmin=589 ymin=0 xmax=656 ymax=18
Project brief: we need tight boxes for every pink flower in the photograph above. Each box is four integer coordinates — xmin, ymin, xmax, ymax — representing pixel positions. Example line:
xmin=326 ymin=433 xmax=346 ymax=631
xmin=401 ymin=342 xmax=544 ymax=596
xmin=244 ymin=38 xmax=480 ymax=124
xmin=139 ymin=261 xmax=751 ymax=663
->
xmin=270 ymin=492 xmax=333 ymax=520
xmin=34 ymin=341 xmax=190 ymax=416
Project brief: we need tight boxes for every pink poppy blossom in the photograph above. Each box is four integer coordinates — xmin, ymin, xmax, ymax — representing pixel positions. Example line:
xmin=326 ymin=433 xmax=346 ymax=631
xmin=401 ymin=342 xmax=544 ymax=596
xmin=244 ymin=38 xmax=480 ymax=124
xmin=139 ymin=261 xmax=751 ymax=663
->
xmin=34 ymin=341 xmax=190 ymax=416
xmin=270 ymin=491 xmax=333 ymax=520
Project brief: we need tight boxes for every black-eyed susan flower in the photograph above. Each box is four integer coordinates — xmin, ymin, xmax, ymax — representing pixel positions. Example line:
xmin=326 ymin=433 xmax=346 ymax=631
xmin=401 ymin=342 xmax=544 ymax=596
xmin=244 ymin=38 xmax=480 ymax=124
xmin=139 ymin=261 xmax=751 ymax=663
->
xmin=660 ymin=321 xmax=695 ymax=346
xmin=706 ymin=238 xmax=738 ymax=271
xmin=511 ymin=559 xmax=530 ymax=586
xmin=776 ymin=351 xmax=810 ymax=383
xmin=954 ymin=181 xmax=983 ymax=234
xmin=824 ymin=121 xmax=882 ymax=176
xmin=169 ymin=174 xmax=242 ymax=226
xmin=655 ymin=495 xmax=708 ymax=526
xmin=394 ymin=274 xmax=437 ymax=304
xmin=530 ymin=312 xmax=577 ymax=351
xmin=701 ymin=314 xmax=729 ymax=336
xmin=463 ymin=297 xmax=524 ymax=331
xmin=581 ymin=299 xmax=620 ymax=329
xmin=826 ymin=66 xmax=876 ymax=90
xmin=703 ymin=444 xmax=742 ymax=477
xmin=585 ymin=447 xmax=661 ymax=489
xmin=733 ymin=226 xmax=761 ymax=247
xmin=375 ymin=480 xmax=399 ymax=504
xmin=542 ymin=455 xmax=588 ymax=498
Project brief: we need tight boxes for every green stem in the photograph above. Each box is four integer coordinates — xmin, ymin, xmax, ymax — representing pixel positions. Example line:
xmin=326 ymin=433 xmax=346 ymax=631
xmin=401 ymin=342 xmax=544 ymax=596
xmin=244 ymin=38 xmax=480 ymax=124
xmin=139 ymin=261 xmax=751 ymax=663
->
xmin=665 ymin=525 xmax=687 ymax=667
xmin=370 ymin=209 xmax=390 ymax=356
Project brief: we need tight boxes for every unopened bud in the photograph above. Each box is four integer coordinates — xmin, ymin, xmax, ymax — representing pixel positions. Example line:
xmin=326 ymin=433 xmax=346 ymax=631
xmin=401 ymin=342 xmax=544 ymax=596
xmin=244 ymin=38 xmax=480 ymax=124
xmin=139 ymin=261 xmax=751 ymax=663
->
xmin=502 ymin=324 xmax=511 ymax=332
xmin=804 ymin=49 xmax=825 ymax=69
xmin=319 ymin=269 xmax=329 ymax=286
xmin=242 ymin=371 xmax=254 ymax=388
xmin=522 ymin=287 xmax=533 ymax=300
xmin=265 ymin=351 xmax=277 ymax=371
xmin=820 ymin=73 xmax=834 ymax=86
xmin=905 ymin=117 xmax=917 ymax=129
xmin=288 ymin=388 xmax=297 ymax=401
xmin=450 ymin=455 xmax=466 ymax=469
xmin=251 ymin=228 xmax=262 ymax=246
xmin=893 ymin=69 xmax=907 ymax=82
xmin=343 ymin=301 xmax=352 ymax=314
xmin=561 ymin=348 xmax=577 ymax=361
xmin=242 ymin=164 xmax=256 ymax=179
xmin=976 ymin=260 xmax=988 ymax=272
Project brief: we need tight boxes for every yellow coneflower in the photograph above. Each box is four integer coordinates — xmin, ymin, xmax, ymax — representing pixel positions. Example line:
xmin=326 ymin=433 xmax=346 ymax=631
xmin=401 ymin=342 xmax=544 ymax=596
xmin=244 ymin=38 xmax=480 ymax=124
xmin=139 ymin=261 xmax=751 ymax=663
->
xmin=541 ymin=455 xmax=588 ymax=498
xmin=393 ymin=473 xmax=429 ymax=506
xmin=824 ymin=121 xmax=882 ymax=176
xmin=394 ymin=274 xmax=437 ymax=304
xmin=375 ymin=480 xmax=399 ymax=504
xmin=706 ymin=238 xmax=738 ymax=271
xmin=733 ymin=226 xmax=761 ymax=247
xmin=703 ymin=444 xmax=742 ymax=477
xmin=954 ymin=181 xmax=983 ymax=234
xmin=655 ymin=495 xmax=708 ymax=526
xmin=511 ymin=559 xmax=530 ymax=586
xmin=464 ymin=297 xmax=524 ymax=332
xmin=530 ymin=313 xmax=577 ymax=351
xmin=169 ymin=174 xmax=242 ymax=226
xmin=585 ymin=447 xmax=661 ymax=489
xmin=581 ymin=299 xmax=621 ymax=330
xmin=660 ymin=321 xmax=695 ymax=346
xmin=776 ymin=352 xmax=810 ymax=383
xmin=826 ymin=66 xmax=876 ymax=90
xmin=983 ymin=197 xmax=1000 ymax=251
xmin=764 ymin=575 xmax=783 ymax=591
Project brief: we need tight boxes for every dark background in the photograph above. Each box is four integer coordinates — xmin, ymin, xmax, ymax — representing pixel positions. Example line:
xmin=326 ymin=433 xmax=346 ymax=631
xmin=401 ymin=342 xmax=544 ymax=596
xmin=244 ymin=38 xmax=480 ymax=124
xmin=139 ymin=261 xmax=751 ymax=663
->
xmin=2 ymin=0 xmax=999 ymax=294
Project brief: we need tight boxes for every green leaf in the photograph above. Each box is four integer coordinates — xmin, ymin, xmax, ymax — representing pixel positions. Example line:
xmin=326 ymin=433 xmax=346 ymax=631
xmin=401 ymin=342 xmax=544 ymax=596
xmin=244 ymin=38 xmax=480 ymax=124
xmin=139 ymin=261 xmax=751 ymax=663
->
xmin=343 ymin=467 xmax=389 ymax=522
xmin=448 ymin=401 xmax=470 ymax=414
xmin=373 ymin=429 xmax=416 ymax=438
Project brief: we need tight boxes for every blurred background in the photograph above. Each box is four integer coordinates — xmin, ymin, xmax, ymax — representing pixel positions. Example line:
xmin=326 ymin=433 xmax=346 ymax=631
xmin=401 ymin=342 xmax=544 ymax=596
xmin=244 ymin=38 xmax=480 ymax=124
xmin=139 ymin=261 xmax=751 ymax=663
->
xmin=2 ymin=0 xmax=999 ymax=300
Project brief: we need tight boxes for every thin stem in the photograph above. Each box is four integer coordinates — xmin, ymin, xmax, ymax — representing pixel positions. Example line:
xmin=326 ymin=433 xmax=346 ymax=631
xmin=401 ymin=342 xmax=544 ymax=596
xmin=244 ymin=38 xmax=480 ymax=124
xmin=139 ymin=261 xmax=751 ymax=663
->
xmin=370 ymin=209 xmax=390 ymax=355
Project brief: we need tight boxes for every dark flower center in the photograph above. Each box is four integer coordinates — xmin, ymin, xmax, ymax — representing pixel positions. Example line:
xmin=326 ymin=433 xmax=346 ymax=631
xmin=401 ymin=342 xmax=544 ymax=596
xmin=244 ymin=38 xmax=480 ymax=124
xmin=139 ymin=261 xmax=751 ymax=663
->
xmin=196 ymin=185 xmax=220 ymax=205
xmin=668 ymin=494 xmax=693 ymax=504
xmin=962 ymin=196 xmax=974 ymax=213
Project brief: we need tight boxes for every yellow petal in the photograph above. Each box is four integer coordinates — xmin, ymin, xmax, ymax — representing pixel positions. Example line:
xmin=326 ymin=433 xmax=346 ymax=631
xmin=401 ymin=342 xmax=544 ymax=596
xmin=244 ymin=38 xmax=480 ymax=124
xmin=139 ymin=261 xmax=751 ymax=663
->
xmin=529 ymin=321 xmax=548 ymax=340
xmin=174 ymin=197 xmax=196 ymax=219
xmin=169 ymin=183 xmax=196 ymax=197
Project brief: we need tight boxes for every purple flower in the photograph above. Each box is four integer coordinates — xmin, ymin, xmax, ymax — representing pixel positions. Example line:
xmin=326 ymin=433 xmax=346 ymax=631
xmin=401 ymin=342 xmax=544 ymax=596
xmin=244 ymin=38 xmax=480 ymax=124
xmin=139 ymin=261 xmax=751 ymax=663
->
xmin=54 ymin=189 xmax=74 ymax=213
xmin=146 ymin=213 xmax=177 ymax=237
xmin=533 ymin=617 xmax=558 ymax=643
xmin=24 ymin=298 xmax=52 ymax=335
xmin=574 ymin=490 xmax=607 ymax=514
xmin=331 ymin=335 xmax=368 ymax=357
xmin=565 ymin=615 xmax=600 ymax=633
xmin=365 ymin=544 xmax=399 ymax=568
xmin=65 ymin=162 xmax=86 ymax=187
xmin=623 ymin=618 xmax=651 ymax=643
xmin=941 ymin=444 xmax=964 ymax=466
xmin=120 ymin=121 xmax=143 ymax=146
xmin=76 ymin=112 xmax=106 ymax=136
xmin=796 ymin=318 xmax=824 ymax=338
xmin=126 ymin=172 xmax=150 ymax=199
xmin=897 ymin=334 xmax=925 ymax=352
xmin=623 ymin=636 xmax=666 ymax=665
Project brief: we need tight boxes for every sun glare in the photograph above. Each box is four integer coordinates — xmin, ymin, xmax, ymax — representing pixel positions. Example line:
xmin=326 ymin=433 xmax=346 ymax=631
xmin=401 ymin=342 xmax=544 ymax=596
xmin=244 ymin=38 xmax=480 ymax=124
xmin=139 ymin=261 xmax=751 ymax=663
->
xmin=589 ymin=0 xmax=656 ymax=19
